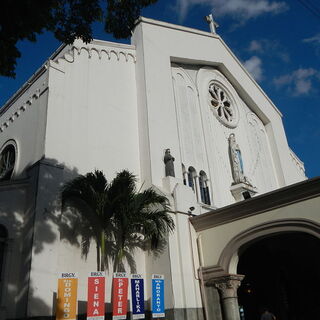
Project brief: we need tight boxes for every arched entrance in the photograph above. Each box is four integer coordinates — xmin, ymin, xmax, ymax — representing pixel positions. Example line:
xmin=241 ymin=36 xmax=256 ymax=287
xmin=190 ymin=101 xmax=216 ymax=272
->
xmin=237 ymin=232 xmax=320 ymax=320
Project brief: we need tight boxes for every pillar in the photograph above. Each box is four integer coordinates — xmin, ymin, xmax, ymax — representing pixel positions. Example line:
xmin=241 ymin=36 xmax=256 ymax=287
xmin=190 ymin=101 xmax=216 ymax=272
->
xmin=195 ymin=175 xmax=201 ymax=202
xmin=183 ymin=171 xmax=188 ymax=185
xmin=213 ymin=274 xmax=244 ymax=320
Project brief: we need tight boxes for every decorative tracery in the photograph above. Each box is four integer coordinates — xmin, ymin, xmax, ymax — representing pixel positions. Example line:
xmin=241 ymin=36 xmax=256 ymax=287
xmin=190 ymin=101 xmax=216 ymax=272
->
xmin=0 ymin=144 xmax=16 ymax=181
xmin=209 ymin=83 xmax=237 ymax=127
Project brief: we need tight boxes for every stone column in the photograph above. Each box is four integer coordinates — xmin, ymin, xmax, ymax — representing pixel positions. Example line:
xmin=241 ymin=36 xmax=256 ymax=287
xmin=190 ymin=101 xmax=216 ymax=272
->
xmin=213 ymin=274 xmax=244 ymax=320
xmin=183 ymin=171 xmax=188 ymax=185
xmin=195 ymin=175 xmax=202 ymax=202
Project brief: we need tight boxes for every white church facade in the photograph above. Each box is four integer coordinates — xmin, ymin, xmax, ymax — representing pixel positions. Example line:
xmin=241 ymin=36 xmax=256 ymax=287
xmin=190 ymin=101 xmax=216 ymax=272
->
xmin=0 ymin=17 xmax=319 ymax=320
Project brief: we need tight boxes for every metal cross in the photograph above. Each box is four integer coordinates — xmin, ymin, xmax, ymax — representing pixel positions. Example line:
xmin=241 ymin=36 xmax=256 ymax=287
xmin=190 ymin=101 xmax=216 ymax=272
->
xmin=205 ymin=14 xmax=219 ymax=34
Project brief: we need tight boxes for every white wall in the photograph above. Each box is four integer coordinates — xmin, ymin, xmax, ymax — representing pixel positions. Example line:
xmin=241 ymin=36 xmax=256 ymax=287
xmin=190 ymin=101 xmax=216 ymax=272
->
xmin=27 ymin=161 xmax=148 ymax=316
xmin=132 ymin=18 xmax=304 ymax=193
xmin=27 ymin=40 xmax=145 ymax=316
xmin=132 ymin=17 xmax=307 ymax=317
xmin=0 ymin=70 xmax=48 ymax=178
xmin=45 ymin=39 xmax=140 ymax=181
xmin=172 ymin=66 xmax=279 ymax=207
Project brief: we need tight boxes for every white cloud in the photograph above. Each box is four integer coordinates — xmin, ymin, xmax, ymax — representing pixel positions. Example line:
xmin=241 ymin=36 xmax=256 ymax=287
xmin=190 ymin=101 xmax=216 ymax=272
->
xmin=243 ymin=56 xmax=263 ymax=81
xmin=303 ymin=33 xmax=320 ymax=45
xmin=248 ymin=40 xmax=263 ymax=52
xmin=175 ymin=0 xmax=288 ymax=22
xmin=175 ymin=0 xmax=208 ymax=22
xmin=247 ymin=39 xmax=290 ymax=62
xmin=273 ymin=68 xmax=318 ymax=96
xmin=214 ymin=0 xmax=288 ymax=19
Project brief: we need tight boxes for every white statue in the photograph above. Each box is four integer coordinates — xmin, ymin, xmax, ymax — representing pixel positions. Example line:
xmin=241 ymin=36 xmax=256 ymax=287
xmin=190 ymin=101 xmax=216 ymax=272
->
xmin=228 ymin=134 xmax=250 ymax=185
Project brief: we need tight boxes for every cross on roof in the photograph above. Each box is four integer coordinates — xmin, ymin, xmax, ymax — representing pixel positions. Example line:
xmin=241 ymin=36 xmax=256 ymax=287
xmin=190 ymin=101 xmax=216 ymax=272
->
xmin=205 ymin=14 xmax=219 ymax=34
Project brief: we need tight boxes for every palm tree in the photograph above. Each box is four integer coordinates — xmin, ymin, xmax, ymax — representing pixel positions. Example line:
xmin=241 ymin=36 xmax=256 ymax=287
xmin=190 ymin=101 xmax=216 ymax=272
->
xmin=61 ymin=170 xmax=112 ymax=271
xmin=108 ymin=170 xmax=175 ymax=272
xmin=61 ymin=169 xmax=175 ymax=272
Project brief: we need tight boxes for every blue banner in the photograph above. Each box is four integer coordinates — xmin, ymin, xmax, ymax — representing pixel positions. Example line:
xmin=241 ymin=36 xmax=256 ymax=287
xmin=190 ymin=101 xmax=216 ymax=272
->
xmin=131 ymin=274 xmax=145 ymax=319
xmin=151 ymin=274 xmax=165 ymax=318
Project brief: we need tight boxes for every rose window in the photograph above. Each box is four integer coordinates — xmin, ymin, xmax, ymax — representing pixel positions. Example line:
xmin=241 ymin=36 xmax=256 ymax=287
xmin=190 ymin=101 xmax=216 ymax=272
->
xmin=209 ymin=84 xmax=237 ymax=127
xmin=0 ymin=144 xmax=16 ymax=181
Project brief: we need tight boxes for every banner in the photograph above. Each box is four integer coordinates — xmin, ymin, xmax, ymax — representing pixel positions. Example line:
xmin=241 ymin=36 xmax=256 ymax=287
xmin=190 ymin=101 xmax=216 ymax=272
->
xmin=56 ymin=272 xmax=78 ymax=320
xmin=151 ymin=274 xmax=165 ymax=318
xmin=131 ymin=274 xmax=145 ymax=319
xmin=112 ymin=272 xmax=129 ymax=320
xmin=87 ymin=271 xmax=105 ymax=320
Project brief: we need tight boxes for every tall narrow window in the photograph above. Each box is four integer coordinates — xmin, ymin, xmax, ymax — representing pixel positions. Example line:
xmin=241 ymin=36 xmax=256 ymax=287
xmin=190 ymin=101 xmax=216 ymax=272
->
xmin=199 ymin=171 xmax=211 ymax=205
xmin=182 ymin=164 xmax=187 ymax=185
xmin=188 ymin=167 xmax=197 ymax=191
xmin=0 ymin=144 xmax=16 ymax=181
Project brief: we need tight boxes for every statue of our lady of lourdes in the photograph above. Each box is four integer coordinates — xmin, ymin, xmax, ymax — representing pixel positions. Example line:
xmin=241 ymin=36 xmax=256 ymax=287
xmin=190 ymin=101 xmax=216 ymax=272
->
xmin=228 ymin=133 xmax=251 ymax=185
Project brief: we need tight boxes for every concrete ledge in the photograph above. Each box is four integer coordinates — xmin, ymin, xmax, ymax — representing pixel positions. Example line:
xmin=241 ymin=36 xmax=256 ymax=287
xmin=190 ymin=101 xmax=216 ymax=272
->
xmin=191 ymin=177 xmax=320 ymax=231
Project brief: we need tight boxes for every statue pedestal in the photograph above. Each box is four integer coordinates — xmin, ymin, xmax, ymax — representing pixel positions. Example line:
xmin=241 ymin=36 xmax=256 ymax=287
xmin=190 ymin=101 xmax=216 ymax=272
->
xmin=162 ymin=176 xmax=181 ymax=194
xmin=230 ymin=183 xmax=257 ymax=202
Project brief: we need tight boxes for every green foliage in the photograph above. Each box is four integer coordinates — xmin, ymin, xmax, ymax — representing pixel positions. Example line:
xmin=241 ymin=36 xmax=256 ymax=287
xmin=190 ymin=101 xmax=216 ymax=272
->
xmin=61 ymin=170 xmax=112 ymax=271
xmin=0 ymin=0 xmax=157 ymax=77
xmin=61 ymin=169 xmax=174 ymax=272
xmin=105 ymin=0 xmax=158 ymax=38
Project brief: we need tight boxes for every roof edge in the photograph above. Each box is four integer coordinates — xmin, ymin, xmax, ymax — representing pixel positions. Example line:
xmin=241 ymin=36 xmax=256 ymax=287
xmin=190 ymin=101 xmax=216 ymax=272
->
xmin=0 ymin=43 xmax=68 ymax=115
xmin=136 ymin=16 xmax=220 ymax=39
xmin=191 ymin=177 xmax=320 ymax=231
xmin=136 ymin=16 xmax=282 ymax=118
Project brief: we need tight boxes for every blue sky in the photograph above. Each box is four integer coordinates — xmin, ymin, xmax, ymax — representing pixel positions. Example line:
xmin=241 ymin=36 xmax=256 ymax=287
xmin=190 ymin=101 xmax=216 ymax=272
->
xmin=0 ymin=0 xmax=319 ymax=178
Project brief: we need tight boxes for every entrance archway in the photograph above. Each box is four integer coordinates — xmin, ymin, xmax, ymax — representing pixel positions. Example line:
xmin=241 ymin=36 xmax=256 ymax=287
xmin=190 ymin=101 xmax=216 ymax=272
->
xmin=237 ymin=232 xmax=320 ymax=320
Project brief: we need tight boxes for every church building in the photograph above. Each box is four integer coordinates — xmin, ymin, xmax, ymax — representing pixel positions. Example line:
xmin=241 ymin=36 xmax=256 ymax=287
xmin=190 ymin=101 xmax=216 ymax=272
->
xmin=0 ymin=17 xmax=319 ymax=320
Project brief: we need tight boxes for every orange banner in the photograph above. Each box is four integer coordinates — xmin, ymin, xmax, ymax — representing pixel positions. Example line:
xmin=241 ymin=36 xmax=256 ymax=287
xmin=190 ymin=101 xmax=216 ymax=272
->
xmin=56 ymin=273 xmax=78 ymax=320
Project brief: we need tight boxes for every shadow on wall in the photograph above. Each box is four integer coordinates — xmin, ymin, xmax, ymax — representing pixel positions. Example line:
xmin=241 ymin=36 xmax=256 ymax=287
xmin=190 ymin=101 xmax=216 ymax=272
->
xmin=0 ymin=158 xmax=171 ymax=319
xmin=0 ymin=157 xmax=81 ymax=319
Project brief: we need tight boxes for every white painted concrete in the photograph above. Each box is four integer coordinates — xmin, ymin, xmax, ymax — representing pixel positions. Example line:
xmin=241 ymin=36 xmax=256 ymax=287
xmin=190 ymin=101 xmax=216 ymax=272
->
xmin=0 ymin=17 xmax=308 ymax=319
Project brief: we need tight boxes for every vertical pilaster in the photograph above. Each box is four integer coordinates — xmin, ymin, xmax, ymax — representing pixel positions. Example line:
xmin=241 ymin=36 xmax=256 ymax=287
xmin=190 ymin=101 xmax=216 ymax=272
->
xmin=195 ymin=175 xmax=201 ymax=202
xmin=183 ymin=171 xmax=188 ymax=185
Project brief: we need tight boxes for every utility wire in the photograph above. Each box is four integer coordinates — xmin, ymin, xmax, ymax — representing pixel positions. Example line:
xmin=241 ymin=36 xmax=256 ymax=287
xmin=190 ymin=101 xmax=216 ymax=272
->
xmin=296 ymin=0 xmax=320 ymax=19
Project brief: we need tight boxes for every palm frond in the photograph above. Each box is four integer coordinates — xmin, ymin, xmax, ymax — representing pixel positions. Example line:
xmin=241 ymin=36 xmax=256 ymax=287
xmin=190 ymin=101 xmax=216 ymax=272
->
xmin=108 ymin=170 xmax=136 ymax=206
xmin=80 ymin=233 xmax=92 ymax=259
xmin=60 ymin=169 xmax=175 ymax=273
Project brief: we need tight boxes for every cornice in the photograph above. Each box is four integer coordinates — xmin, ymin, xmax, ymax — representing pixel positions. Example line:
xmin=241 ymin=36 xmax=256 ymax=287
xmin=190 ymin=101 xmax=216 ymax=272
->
xmin=0 ymin=87 xmax=47 ymax=134
xmin=137 ymin=16 xmax=220 ymax=40
xmin=0 ymin=39 xmax=136 ymax=114
xmin=53 ymin=41 xmax=136 ymax=65
xmin=289 ymin=148 xmax=305 ymax=174
xmin=216 ymin=37 xmax=282 ymax=117
xmin=91 ymin=39 xmax=135 ymax=51
xmin=191 ymin=177 xmax=320 ymax=231
xmin=0 ymin=65 xmax=48 ymax=115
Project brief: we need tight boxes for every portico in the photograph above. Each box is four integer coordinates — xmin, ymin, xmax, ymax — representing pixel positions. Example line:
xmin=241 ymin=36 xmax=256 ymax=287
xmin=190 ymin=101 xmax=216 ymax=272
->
xmin=192 ymin=177 xmax=320 ymax=320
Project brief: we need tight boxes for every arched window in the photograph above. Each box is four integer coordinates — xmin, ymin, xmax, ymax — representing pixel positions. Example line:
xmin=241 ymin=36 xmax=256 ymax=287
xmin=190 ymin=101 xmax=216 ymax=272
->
xmin=188 ymin=167 xmax=197 ymax=192
xmin=182 ymin=164 xmax=187 ymax=185
xmin=0 ymin=142 xmax=16 ymax=181
xmin=199 ymin=171 xmax=211 ymax=205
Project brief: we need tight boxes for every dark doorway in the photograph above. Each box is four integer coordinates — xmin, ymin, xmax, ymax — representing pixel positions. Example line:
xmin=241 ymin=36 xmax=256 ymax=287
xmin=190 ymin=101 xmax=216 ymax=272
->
xmin=237 ymin=232 xmax=320 ymax=320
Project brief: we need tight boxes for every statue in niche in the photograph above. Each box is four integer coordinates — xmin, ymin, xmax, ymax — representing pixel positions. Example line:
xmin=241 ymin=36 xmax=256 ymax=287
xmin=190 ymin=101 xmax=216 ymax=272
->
xmin=228 ymin=133 xmax=250 ymax=185
xmin=164 ymin=149 xmax=175 ymax=177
